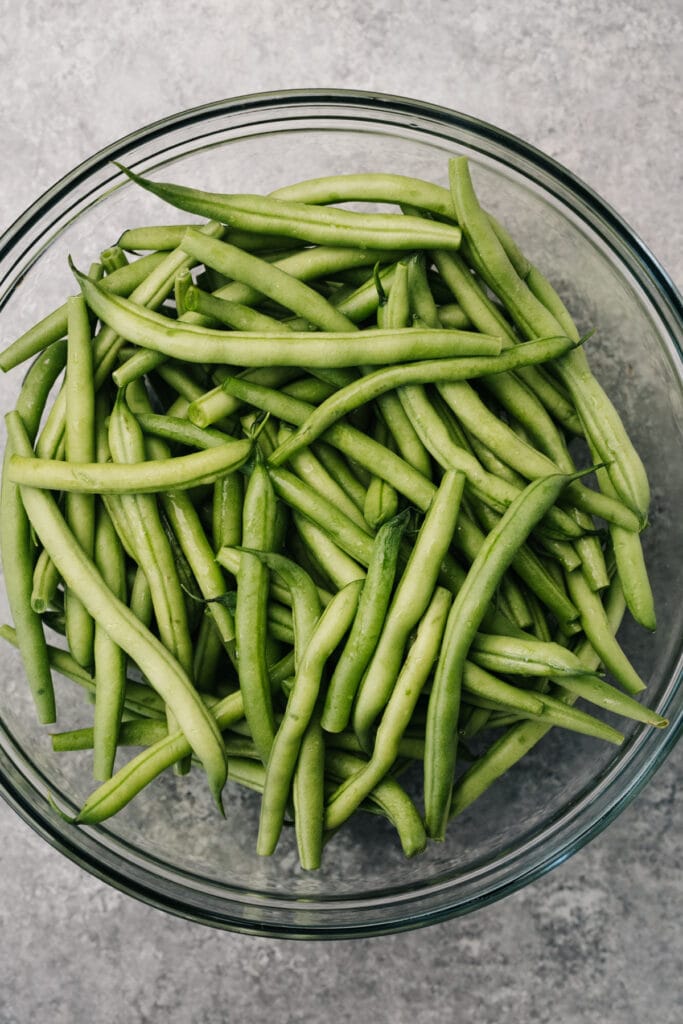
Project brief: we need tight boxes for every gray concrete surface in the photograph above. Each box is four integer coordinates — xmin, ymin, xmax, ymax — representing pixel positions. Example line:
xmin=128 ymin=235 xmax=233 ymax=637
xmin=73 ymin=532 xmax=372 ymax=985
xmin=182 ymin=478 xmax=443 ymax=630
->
xmin=0 ymin=1 xmax=681 ymax=1021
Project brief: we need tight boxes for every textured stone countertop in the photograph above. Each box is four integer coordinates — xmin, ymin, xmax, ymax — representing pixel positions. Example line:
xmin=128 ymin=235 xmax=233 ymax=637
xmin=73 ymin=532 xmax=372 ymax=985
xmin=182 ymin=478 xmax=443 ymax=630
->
xmin=0 ymin=3 xmax=680 ymax=1022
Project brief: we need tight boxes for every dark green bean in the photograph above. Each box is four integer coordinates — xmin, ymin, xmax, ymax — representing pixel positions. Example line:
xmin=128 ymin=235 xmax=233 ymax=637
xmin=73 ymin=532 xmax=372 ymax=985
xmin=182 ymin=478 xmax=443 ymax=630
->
xmin=322 ymin=511 xmax=409 ymax=733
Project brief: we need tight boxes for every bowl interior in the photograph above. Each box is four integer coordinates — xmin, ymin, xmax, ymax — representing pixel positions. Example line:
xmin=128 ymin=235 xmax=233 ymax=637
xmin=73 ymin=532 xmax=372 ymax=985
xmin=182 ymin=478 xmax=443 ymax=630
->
xmin=1 ymin=94 xmax=681 ymax=936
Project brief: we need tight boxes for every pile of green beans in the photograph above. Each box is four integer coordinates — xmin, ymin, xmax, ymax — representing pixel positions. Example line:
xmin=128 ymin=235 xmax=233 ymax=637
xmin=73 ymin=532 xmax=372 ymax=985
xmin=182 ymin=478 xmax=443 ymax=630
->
xmin=0 ymin=156 xmax=667 ymax=869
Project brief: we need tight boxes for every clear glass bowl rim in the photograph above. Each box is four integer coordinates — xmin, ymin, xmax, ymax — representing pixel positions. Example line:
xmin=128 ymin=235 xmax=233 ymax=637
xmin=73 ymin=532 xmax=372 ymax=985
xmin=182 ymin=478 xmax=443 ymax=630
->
xmin=0 ymin=88 xmax=681 ymax=939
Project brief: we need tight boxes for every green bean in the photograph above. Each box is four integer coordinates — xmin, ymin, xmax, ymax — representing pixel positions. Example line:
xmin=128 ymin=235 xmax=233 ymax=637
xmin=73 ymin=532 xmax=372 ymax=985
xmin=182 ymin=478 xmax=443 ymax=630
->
xmin=118 ymin=165 xmax=464 ymax=251
xmin=353 ymin=470 xmax=465 ymax=751
xmin=369 ymin=260 xmax=433 ymax=478
xmin=257 ymin=579 xmax=363 ymax=856
xmin=407 ymin=252 xmax=441 ymax=328
xmin=460 ymin=496 xmax=581 ymax=629
xmin=118 ymin=223 xmax=296 ymax=253
xmin=587 ymin=442 xmax=656 ymax=629
xmin=75 ymin=267 xmax=505 ymax=368
xmin=5 ymin=411 xmax=228 ymax=808
xmin=469 ymin=633 xmax=601 ymax=678
xmin=30 ymin=543 xmax=61 ymax=613
xmin=397 ymin=384 xmax=582 ymax=538
xmin=462 ymin=687 xmax=624 ymax=744
xmin=64 ymin=296 xmax=96 ymax=668
xmin=135 ymin=411 xmax=232 ymax=452
xmin=0 ymin=342 xmax=68 ymax=722
xmin=322 ymin=511 xmax=409 ymax=733
xmin=237 ymin=549 xmax=322 ymax=668
xmin=0 ymin=251 xmax=165 ymax=373
xmin=544 ymin=670 xmax=667 ymax=729
xmin=173 ymin=267 xmax=193 ymax=317
xmin=282 ymin=376 xmax=339 ymax=404
xmin=158 ymin=486 xmax=236 ymax=654
xmin=424 ymin=468 xmax=590 ymax=839
xmin=278 ymin=424 xmax=370 ymax=533
xmin=326 ymin=586 xmax=452 ymax=831
xmin=8 ymin=435 xmax=252 ymax=493
xmin=323 ymin=749 xmax=427 ymax=858
xmin=184 ymin=285 xmax=289 ymax=333
xmin=363 ymin=418 xmax=400 ymax=528
xmin=266 ymin=335 xmax=575 ymax=469
xmin=437 ymin=379 xmax=640 ymax=531
xmin=91 ymin=504 xmax=128 ymax=780
xmin=267 ymin=465 xmax=377 ymax=568
xmin=212 ymin=471 xmax=244 ymax=558
xmin=109 ymin=390 xmax=194 ymax=769
xmin=311 ymin=442 xmax=368 ymax=513
xmin=100 ymin=245 xmax=129 ymax=274
xmin=292 ymin=513 xmax=366 ymax=589
xmin=431 ymin=248 xmax=584 ymax=435
xmin=217 ymin=546 xmax=331 ymax=610
xmin=72 ymin=686 xmax=248 ymax=824
xmin=180 ymin=229 xmax=356 ymax=332
xmin=269 ymin=171 xmax=456 ymax=218
xmin=187 ymin=367 xmax=298 ymax=428
xmin=292 ymin=711 xmax=326 ymax=869
xmin=437 ymin=303 xmax=472 ymax=330
xmin=235 ymin=457 xmax=279 ymax=763
xmin=565 ymin=568 xmax=646 ymax=694
xmin=192 ymin=613 xmax=226 ymax=693
xmin=53 ymin=719 xmax=169 ymax=751
xmin=461 ymin=661 xmax=545 ymax=717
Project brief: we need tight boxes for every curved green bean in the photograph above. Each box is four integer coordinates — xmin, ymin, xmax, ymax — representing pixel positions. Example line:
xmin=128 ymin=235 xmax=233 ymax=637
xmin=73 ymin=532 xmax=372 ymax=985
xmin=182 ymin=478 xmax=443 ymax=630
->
xmin=268 ymin=335 xmax=577 ymax=468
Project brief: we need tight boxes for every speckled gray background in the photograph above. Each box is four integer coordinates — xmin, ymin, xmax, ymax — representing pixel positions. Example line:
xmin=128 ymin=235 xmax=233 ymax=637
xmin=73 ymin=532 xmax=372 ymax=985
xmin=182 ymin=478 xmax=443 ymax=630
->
xmin=0 ymin=1 xmax=681 ymax=1022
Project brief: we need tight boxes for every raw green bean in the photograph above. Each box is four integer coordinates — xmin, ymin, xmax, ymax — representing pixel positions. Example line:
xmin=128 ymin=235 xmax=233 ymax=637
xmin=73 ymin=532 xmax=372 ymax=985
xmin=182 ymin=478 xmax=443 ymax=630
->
xmin=424 ymin=468 xmax=591 ymax=839
xmin=397 ymin=384 xmax=583 ymax=538
xmin=64 ymin=295 xmax=96 ymax=668
xmin=0 ymin=623 xmax=166 ymax=719
xmin=323 ymin=749 xmax=427 ymax=858
xmin=0 ymin=341 xmax=68 ymax=722
xmin=91 ymin=503 xmax=128 ymax=780
xmin=292 ymin=513 xmax=366 ymax=589
xmin=118 ymin=165 xmax=464 ymax=251
xmin=257 ymin=579 xmax=363 ymax=856
xmin=322 ymin=510 xmax=410 ymax=733
xmin=267 ymin=465 xmax=377 ymax=568
xmin=437 ymin=379 xmax=640 ymax=531
xmin=292 ymin=711 xmax=326 ymax=869
xmin=235 ymin=457 xmax=279 ymax=763
xmin=75 ymin=268 xmax=503 ymax=368
xmin=278 ymin=425 xmax=370 ymax=534
xmin=108 ymin=391 xmax=193 ymax=675
xmin=565 ymin=568 xmax=646 ymax=694
xmin=326 ymin=586 xmax=452 ymax=830
xmin=8 ymin=436 xmax=252 ymax=493
xmin=461 ymin=661 xmax=546 ymax=717
xmin=180 ymin=229 xmax=356 ymax=332
xmin=352 ymin=470 xmax=465 ymax=751
xmin=469 ymin=633 xmax=602 ymax=678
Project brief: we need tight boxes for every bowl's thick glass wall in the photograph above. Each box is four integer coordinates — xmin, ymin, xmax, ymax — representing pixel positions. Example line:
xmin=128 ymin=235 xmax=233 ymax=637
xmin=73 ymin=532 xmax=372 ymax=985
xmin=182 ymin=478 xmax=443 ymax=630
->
xmin=0 ymin=92 xmax=681 ymax=937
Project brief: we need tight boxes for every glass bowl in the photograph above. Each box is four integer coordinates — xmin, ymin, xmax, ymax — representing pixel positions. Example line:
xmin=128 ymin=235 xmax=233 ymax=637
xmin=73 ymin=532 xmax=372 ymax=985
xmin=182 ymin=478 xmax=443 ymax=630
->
xmin=0 ymin=90 xmax=681 ymax=939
